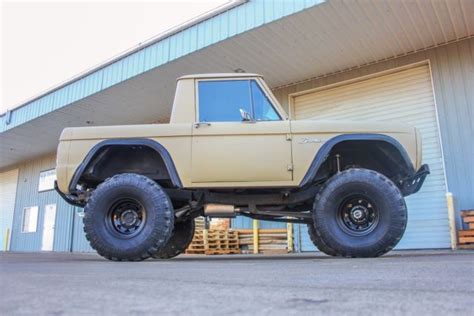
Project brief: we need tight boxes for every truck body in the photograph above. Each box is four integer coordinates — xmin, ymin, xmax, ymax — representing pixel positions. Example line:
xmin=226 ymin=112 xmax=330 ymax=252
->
xmin=57 ymin=73 xmax=422 ymax=194
xmin=55 ymin=73 xmax=429 ymax=261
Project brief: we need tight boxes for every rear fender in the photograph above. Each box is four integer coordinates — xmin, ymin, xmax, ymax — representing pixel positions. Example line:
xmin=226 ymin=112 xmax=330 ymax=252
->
xmin=69 ymin=138 xmax=182 ymax=192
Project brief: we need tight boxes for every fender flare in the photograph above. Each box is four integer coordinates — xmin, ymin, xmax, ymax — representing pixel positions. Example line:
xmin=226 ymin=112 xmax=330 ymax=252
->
xmin=299 ymin=133 xmax=415 ymax=187
xmin=69 ymin=138 xmax=183 ymax=192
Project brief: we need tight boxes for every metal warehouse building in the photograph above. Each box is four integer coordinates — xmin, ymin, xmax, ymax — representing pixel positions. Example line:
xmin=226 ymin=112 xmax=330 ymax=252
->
xmin=1 ymin=0 xmax=473 ymax=253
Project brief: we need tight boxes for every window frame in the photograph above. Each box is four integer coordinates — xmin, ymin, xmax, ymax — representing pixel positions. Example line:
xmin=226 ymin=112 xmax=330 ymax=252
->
xmin=195 ymin=78 xmax=283 ymax=123
xmin=249 ymin=80 xmax=282 ymax=121
xmin=38 ymin=168 xmax=57 ymax=192
xmin=21 ymin=206 xmax=39 ymax=233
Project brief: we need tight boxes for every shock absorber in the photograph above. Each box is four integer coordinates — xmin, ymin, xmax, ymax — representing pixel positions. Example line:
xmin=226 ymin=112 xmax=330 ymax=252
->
xmin=335 ymin=154 xmax=341 ymax=173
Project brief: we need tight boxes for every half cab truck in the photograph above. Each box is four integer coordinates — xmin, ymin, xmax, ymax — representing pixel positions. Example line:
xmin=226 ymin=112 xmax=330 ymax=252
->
xmin=55 ymin=73 xmax=429 ymax=261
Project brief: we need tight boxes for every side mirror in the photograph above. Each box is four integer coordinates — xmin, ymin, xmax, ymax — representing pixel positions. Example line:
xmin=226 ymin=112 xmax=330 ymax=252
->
xmin=239 ymin=108 xmax=253 ymax=122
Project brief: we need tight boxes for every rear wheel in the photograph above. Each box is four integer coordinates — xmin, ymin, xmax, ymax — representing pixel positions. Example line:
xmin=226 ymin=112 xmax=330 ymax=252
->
xmin=307 ymin=224 xmax=338 ymax=256
xmin=153 ymin=219 xmax=195 ymax=259
xmin=311 ymin=168 xmax=407 ymax=257
xmin=83 ymin=173 xmax=174 ymax=261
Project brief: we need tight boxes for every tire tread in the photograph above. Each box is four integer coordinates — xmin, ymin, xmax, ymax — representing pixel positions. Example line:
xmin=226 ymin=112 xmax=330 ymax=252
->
xmin=83 ymin=173 xmax=174 ymax=261
xmin=311 ymin=168 xmax=407 ymax=258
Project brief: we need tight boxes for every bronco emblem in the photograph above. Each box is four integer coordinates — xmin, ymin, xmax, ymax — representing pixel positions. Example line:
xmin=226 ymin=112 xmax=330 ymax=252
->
xmin=299 ymin=137 xmax=323 ymax=144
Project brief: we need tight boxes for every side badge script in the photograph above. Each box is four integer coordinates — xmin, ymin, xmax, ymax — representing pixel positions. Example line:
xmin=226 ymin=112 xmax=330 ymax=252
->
xmin=299 ymin=137 xmax=323 ymax=144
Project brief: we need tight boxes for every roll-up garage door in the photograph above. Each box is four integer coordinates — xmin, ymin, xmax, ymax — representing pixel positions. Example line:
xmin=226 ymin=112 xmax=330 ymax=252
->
xmin=0 ymin=169 xmax=19 ymax=251
xmin=292 ymin=65 xmax=450 ymax=251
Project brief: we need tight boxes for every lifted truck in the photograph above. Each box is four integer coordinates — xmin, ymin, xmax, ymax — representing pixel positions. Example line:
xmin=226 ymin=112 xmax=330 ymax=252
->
xmin=55 ymin=73 xmax=429 ymax=261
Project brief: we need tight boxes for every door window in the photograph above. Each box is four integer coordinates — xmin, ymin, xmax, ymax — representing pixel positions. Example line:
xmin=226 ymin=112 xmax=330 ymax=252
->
xmin=198 ymin=80 xmax=252 ymax=122
xmin=250 ymin=81 xmax=281 ymax=121
xmin=198 ymin=79 xmax=281 ymax=122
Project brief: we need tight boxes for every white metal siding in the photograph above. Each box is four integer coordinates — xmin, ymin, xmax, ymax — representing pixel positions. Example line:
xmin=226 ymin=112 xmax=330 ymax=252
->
xmin=292 ymin=65 xmax=450 ymax=250
xmin=0 ymin=169 xmax=19 ymax=250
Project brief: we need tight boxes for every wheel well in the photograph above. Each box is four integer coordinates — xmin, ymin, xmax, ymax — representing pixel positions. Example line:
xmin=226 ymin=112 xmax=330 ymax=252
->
xmin=315 ymin=140 xmax=413 ymax=185
xmin=78 ymin=145 xmax=173 ymax=188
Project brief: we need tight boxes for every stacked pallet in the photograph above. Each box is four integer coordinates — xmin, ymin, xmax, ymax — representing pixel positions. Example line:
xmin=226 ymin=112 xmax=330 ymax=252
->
xmin=236 ymin=229 xmax=289 ymax=254
xmin=185 ymin=229 xmax=240 ymax=255
xmin=206 ymin=230 xmax=240 ymax=255
xmin=459 ymin=210 xmax=474 ymax=249
xmin=194 ymin=216 xmax=206 ymax=230
xmin=185 ymin=229 xmax=207 ymax=254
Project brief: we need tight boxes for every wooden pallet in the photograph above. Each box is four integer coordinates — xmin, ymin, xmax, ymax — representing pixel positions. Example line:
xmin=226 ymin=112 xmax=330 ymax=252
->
xmin=185 ymin=229 xmax=240 ymax=255
xmin=458 ymin=230 xmax=474 ymax=244
xmin=194 ymin=217 xmax=206 ymax=230
xmin=236 ymin=228 xmax=289 ymax=254
xmin=207 ymin=229 xmax=239 ymax=255
xmin=458 ymin=210 xmax=474 ymax=249
xmin=185 ymin=229 xmax=206 ymax=255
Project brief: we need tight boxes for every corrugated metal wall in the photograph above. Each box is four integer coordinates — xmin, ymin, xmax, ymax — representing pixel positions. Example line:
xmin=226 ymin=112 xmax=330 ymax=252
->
xmin=0 ymin=0 xmax=325 ymax=133
xmin=273 ymin=38 xmax=474 ymax=225
xmin=9 ymin=155 xmax=91 ymax=252
xmin=71 ymin=212 xmax=93 ymax=252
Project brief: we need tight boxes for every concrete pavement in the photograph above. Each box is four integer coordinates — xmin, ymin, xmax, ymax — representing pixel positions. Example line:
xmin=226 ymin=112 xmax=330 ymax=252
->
xmin=1 ymin=250 xmax=473 ymax=315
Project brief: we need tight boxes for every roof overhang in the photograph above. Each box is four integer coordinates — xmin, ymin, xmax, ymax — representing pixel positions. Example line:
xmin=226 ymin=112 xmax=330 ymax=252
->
xmin=1 ymin=0 xmax=473 ymax=170
xmin=178 ymin=73 xmax=262 ymax=80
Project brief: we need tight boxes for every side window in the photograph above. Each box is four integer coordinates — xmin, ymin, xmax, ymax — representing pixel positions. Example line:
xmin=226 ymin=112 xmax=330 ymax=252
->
xmin=22 ymin=206 xmax=38 ymax=233
xmin=251 ymin=81 xmax=281 ymax=121
xmin=198 ymin=80 xmax=252 ymax=122
xmin=38 ymin=169 xmax=56 ymax=192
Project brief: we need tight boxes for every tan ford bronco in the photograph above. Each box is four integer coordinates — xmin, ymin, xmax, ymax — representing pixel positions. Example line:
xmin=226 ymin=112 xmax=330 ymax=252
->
xmin=55 ymin=73 xmax=429 ymax=261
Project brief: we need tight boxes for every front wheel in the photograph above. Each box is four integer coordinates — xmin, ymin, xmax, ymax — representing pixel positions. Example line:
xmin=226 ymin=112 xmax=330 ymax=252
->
xmin=311 ymin=168 xmax=407 ymax=257
xmin=83 ymin=173 xmax=174 ymax=261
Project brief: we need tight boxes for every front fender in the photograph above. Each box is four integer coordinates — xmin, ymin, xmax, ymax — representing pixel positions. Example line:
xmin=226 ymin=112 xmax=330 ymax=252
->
xmin=299 ymin=133 xmax=416 ymax=187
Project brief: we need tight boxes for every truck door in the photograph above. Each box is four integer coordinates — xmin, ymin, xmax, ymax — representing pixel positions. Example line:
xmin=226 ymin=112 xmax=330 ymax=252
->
xmin=191 ymin=79 xmax=293 ymax=184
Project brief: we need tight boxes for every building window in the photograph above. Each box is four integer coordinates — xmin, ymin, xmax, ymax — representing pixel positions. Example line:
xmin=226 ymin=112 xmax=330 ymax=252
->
xmin=38 ymin=169 xmax=56 ymax=192
xmin=22 ymin=206 xmax=39 ymax=233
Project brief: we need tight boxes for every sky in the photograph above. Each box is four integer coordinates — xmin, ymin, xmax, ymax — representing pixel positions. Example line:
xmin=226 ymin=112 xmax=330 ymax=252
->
xmin=0 ymin=0 xmax=228 ymax=114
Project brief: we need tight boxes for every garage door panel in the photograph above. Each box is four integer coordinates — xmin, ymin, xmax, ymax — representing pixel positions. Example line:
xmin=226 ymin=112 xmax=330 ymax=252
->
xmin=296 ymin=102 xmax=436 ymax=121
xmin=295 ymin=74 xmax=431 ymax=104
xmin=298 ymin=98 xmax=437 ymax=119
xmin=295 ymin=83 xmax=434 ymax=111
xmin=0 ymin=169 xmax=19 ymax=251
xmin=296 ymin=97 xmax=437 ymax=120
xmin=294 ymin=65 xmax=450 ymax=251
xmin=303 ymin=85 xmax=434 ymax=106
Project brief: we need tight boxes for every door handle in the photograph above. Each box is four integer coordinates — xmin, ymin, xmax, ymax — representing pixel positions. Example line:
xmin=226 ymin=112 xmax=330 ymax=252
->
xmin=194 ymin=122 xmax=211 ymax=128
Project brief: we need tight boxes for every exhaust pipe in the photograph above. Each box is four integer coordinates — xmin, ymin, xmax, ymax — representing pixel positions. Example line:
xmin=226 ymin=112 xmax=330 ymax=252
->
xmin=204 ymin=204 xmax=236 ymax=218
